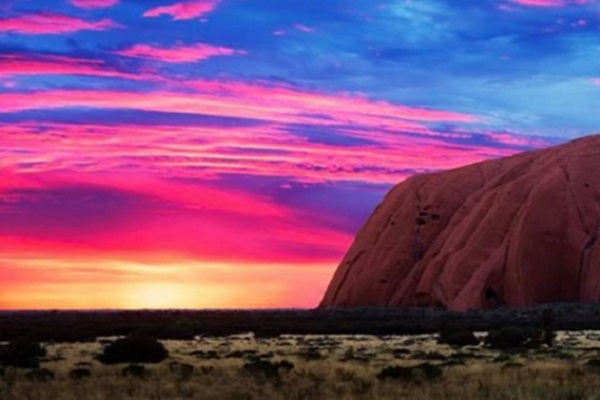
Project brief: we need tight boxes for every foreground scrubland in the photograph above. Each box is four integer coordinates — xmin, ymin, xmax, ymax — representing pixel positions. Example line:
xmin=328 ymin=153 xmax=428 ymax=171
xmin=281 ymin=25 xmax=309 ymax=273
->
xmin=4 ymin=330 xmax=600 ymax=400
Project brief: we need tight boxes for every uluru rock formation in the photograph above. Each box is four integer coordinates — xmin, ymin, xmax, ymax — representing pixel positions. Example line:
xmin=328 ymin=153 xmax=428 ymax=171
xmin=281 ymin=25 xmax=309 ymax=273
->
xmin=321 ymin=135 xmax=600 ymax=311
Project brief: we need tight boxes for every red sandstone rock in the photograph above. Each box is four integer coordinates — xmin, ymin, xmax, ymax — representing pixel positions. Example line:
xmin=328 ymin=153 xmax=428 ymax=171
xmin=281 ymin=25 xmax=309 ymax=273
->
xmin=320 ymin=135 xmax=600 ymax=311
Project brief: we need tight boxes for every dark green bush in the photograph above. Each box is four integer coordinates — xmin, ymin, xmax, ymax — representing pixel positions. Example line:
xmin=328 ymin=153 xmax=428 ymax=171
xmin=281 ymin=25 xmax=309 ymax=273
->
xmin=377 ymin=365 xmax=414 ymax=381
xmin=417 ymin=351 xmax=447 ymax=361
xmin=168 ymin=361 xmax=194 ymax=380
xmin=190 ymin=350 xmax=220 ymax=359
xmin=241 ymin=360 xmax=294 ymax=383
xmin=538 ymin=309 xmax=556 ymax=347
xmin=393 ymin=348 xmax=411 ymax=358
xmin=420 ymin=363 xmax=443 ymax=380
xmin=501 ymin=361 xmax=524 ymax=370
xmin=438 ymin=329 xmax=480 ymax=347
xmin=97 ymin=336 xmax=168 ymax=364
xmin=69 ymin=368 xmax=92 ymax=380
xmin=25 ymin=368 xmax=55 ymax=382
xmin=586 ymin=358 xmax=600 ymax=368
xmin=161 ymin=318 xmax=199 ymax=340
xmin=298 ymin=347 xmax=321 ymax=360
xmin=485 ymin=327 xmax=543 ymax=350
xmin=122 ymin=364 xmax=148 ymax=378
xmin=276 ymin=360 xmax=294 ymax=372
xmin=0 ymin=339 xmax=46 ymax=368
xmin=377 ymin=363 xmax=442 ymax=383
xmin=242 ymin=360 xmax=280 ymax=381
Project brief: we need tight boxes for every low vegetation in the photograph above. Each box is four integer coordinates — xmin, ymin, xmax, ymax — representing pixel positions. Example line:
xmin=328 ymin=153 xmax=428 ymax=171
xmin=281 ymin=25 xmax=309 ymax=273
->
xmin=0 ymin=303 xmax=595 ymax=342
xmin=96 ymin=335 xmax=169 ymax=364
xmin=0 ymin=339 xmax=46 ymax=368
xmin=3 ymin=324 xmax=600 ymax=399
xmin=437 ymin=328 xmax=479 ymax=346
xmin=3 ymin=306 xmax=600 ymax=399
xmin=485 ymin=326 xmax=544 ymax=350
xmin=377 ymin=362 xmax=442 ymax=383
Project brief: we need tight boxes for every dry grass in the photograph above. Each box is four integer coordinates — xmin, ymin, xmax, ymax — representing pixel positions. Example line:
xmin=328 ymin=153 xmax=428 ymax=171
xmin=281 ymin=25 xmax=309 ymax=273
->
xmin=3 ymin=331 xmax=600 ymax=399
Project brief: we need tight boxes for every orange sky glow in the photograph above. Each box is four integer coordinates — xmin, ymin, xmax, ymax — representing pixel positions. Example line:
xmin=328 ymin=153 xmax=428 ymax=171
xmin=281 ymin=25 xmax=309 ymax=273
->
xmin=0 ymin=252 xmax=335 ymax=309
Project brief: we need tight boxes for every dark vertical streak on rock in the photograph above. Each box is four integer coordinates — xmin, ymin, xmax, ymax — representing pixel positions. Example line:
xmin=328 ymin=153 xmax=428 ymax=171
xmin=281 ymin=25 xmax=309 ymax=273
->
xmin=413 ymin=184 xmax=425 ymax=263
xmin=579 ymin=221 xmax=600 ymax=297
xmin=560 ymin=164 xmax=587 ymax=234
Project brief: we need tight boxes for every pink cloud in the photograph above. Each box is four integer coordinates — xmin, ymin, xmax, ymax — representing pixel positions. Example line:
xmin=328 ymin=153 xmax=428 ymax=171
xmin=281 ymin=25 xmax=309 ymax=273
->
xmin=294 ymin=24 xmax=314 ymax=33
xmin=115 ymin=43 xmax=240 ymax=63
xmin=0 ymin=168 xmax=351 ymax=265
xmin=71 ymin=0 xmax=119 ymax=10
xmin=0 ymin=82 xmax=495 ymax=186
xmin=0 ymin=54 xmax=141 ymax=80
xmin=591 ymin=78 xmax=600 ymax=86
xmin=143 ymin=0 xmax=220 ymax=20
xmin=507 ymin=0 xmax=592 ymax=6
xmin=0 ymin=119 xmax=535 ymax=187
xmin=0 ymin=82 xmax=544 ymax=188
xmin=508 ymin=0 xmax=564 ymax=6
xmin=0 ymin=80 xmax=477 ymax=132
xmin=0 ymin=12 xmax=120 ymax=34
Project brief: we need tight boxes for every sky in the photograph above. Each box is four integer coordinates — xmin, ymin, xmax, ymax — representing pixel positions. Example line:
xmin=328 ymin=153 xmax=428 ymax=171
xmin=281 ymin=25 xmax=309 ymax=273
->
xmin=0 ymin=0 xmax=599 ymax=309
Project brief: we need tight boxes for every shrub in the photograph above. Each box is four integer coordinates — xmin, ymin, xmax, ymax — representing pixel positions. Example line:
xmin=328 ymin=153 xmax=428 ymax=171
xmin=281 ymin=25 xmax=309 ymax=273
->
xmin=417 ymin=351 xmax=447 ymax=361
xmin=393 ymin=348 xmax=411 ymax=358
xmin=241 ymin=360 xmax=294 ymax=382
xmin=276 ymin=360 xmax=294 ymax=372
xmin=69 ymin=368 xmax=92 ymax=380
xmin=493 ymin=354 xmax=512 ymax=363
xmin=299 ymin=347 xmax=322 ymax=361
xmin=164 ymin=319 xmax=199 ymax=340
xmin=122 ymin=364 xmax=148 ymax=378
xmin=377 ymin=365 xmax=414 ymax=382
xmin=168 ymin=361 xmax=194 ymax=381
xmin=438 ymin=329 xmax=480 ymax=347
xmin=190 ymin=350 xmax=220 ymax=359
xmin=25 ymin=368 xmax=55 ymax=382
xmin=485 ymin=327 xmax=543 ymax=350
xmin=97 ymin=335 xmax=168 ymax=364
xmin=538 ymin=309 xmax=556 ymax=347
xmin=586 ymin=358 xmax=600 ymax=368
xmin=242 ymin=360 xmax=280 ymax=382
xmin=419 ymin=363 xmax=443 ymax=380
xmin=0 ymin=339 xmax=46 ymax=368
xmin=377 ymin=363 xmax=442 ymax=383
xmin=199 ymin=365 xmax=216 ymax=375
xmin=501 ymin=361 xmax=524 ymax=370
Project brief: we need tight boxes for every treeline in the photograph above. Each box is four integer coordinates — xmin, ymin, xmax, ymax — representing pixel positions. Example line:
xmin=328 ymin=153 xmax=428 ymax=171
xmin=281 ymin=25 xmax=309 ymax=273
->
xmin=1 ymin=303 xmax=600 ymax=342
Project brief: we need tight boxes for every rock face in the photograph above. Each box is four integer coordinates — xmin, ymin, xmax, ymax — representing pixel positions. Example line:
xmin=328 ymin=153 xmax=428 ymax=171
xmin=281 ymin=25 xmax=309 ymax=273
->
xmin=320 ymin=135 xmax=600 ymax=311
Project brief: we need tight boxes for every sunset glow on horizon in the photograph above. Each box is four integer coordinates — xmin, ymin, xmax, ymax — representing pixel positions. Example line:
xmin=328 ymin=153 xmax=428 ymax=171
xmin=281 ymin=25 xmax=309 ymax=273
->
xmin=1 ymin=0 xmax=599 ymax=309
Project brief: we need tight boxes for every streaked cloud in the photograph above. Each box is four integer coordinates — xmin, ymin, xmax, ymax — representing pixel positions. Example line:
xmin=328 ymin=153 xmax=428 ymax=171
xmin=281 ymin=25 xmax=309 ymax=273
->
xmin=508 ymin=0 xmax=565 ymax=6
xmin=0 ymin=54 xmax=140 ymax=80
xmin=507 ymin=0 xmax=594 ymax=5
xmin=0 ymin=82 xmax=477 ymax=129
xmin=115 ymin=43 xmax=241 ymax=63
xmin=71 ymin=0 xmax=119 ymax=10
xmin=143 ymin=0 xmax=221 ymax=20
xmin=0 ymin=12 xmax=120 ymax=34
